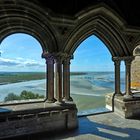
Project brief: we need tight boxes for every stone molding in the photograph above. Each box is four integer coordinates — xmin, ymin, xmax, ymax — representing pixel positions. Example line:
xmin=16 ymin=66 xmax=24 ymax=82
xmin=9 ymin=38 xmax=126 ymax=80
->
xmin=0 ymin=1 xmax=140 ymax=55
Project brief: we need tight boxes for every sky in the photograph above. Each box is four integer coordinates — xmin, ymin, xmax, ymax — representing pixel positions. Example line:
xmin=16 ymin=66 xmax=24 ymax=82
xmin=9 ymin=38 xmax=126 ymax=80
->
xmin=0 ymin=33 xmax=45 ymax=72
xmin=71 ymin=35 xmax=114 ymax=72
xmin=0 ymin=33 xmax=124 ymax=72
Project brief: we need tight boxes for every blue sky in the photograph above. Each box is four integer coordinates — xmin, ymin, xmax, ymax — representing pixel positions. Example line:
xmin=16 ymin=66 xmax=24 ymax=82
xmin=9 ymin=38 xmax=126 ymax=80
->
xmin=0 ymin=33 xmax=124 ymax=72
xmin=71 ymin=35 xmax=114 ymax=72
xmin=0 ymin=33 xmax=45 ymax=72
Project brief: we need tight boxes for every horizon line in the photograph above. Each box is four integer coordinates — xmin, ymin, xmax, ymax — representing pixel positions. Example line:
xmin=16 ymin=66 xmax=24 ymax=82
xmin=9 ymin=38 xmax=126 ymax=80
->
xmin=0 ymin=71 xmax=125 ymax=73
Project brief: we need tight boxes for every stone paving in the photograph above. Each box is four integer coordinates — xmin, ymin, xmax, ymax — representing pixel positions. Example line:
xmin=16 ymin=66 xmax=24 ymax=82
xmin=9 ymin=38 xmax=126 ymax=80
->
xmin=6 ymin=112 xmax=140 ymax=140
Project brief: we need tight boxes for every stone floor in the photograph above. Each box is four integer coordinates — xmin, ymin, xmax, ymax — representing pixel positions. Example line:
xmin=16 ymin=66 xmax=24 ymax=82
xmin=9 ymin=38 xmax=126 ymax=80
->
xmin=6 ymin=112 xmax=140 ymax=140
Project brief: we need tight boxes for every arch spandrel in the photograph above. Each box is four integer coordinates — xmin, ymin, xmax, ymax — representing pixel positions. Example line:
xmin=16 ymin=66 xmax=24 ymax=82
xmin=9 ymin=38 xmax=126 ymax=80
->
xmin=0 ymin=0 xmax=58 ymax=53
xmin=133 ymin=45 xmax=140 ymax=56
xmin=63 ymin=6 xmax=129 ymax=57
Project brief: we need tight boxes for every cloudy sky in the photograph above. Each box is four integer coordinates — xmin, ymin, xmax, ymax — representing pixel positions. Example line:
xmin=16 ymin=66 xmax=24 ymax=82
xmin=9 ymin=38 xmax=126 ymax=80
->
xmin=0 ymin=33 xmax=124 ymax=72
xmin=0 ymin=33 xmax=45 ymax=72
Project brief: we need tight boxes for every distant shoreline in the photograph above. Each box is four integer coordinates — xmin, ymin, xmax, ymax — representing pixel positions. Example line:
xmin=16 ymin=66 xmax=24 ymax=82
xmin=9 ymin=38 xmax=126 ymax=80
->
xmin=0 ymin=71 xmax=123 ymax=86
xmin=70 ymin=72 xmax=87 ymax=75
xmin=0 ymin=72 xmax=45 ymax=85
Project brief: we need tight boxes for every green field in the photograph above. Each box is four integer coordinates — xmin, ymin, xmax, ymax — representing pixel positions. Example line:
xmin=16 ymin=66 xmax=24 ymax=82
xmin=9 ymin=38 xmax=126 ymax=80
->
xmin=0 ymin=72 xmax=45 ymax=85
xmin=0 ymin=72 xmax=86 ymax=85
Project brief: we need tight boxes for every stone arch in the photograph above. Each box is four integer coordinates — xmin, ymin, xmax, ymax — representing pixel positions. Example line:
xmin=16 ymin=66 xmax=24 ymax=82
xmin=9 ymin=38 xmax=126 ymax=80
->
xmin=64 ymin=5 xmax=129 ymax=57
xmin=133 ymin=45 xmax=140 ymax=56
xmin=0 ymin=0 xmax=57 ymax=52
xmin=132 ymin=36 xmax=140 ymax=53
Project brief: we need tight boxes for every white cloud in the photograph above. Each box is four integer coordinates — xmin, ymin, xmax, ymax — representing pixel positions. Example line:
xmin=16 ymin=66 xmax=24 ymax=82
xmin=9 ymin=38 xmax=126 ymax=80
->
xmin=0 ymin=58 xmax=20 ymax=66
xmin=0 ymin=57 xmax=44 ymax=68
xmin=16 ymin=57 xmax=24 ymax=60
xmin=23 ymin=59 xmax=44 ymax=67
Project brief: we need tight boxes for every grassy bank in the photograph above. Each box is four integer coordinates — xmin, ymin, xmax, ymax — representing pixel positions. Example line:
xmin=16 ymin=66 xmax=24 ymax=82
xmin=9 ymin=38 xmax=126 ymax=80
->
xmin=0 ymin=72 xmax=45 ymax=84
xmin=0 ymin=72 xmax=86 ymax=85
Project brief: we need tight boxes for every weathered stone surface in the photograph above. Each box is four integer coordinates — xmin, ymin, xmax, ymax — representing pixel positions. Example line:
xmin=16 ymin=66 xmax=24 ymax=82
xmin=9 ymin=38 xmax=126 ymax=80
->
xmin=131 ymin=47 xmax=140 ymax=90
xmin=0 ymin=103 xmax=78 ymax=139
xmin=67 ymin=109 xmax=78 ymax=130
xmin=106 ymin=94 xmax=140 ymax=118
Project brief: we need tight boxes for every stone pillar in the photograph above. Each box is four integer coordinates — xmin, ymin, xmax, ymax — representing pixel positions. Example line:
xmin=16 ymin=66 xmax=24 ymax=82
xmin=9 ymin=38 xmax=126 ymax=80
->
xmin=112 ymin=57 xmax=122 ymax=96
xmin=42 ymin=52 xmax=55 ymax=102
xmin=54 ymin=54 xmax=63 ymax=104
xmin=63 ymin=55 xmax=73 ymax=101
xmin=124 ymin=57 xmax=134 ymax=99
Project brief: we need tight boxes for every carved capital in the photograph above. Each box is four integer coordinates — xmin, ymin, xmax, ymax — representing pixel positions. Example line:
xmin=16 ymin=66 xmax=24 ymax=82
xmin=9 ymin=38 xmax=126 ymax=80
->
xmin=63 ymin=58 xmax=71 ymax=65
xmin=124 ymin=56 xmax=135 ymax=65
xmin=53 ymin=53 xmax=64 ymax=64
xmin=112 ymin=57 xmax=121 ymax=65
xmin=63 ymin=54 xmax=73 ymax=65
xmin=42 ymin=52 xmax=54 ymax=64
xmin=53 ymin=52 xmax=73 ymax=64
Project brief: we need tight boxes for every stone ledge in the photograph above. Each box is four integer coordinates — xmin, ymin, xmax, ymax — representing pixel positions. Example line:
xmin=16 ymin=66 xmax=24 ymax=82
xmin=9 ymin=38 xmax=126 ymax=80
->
xmin=0 ymin=102 xmax=78 ymax=139
xmin=0 ymin=101 xmax=76 ymax=116
xmin=106 ymin=93 xmax=140 ymax=118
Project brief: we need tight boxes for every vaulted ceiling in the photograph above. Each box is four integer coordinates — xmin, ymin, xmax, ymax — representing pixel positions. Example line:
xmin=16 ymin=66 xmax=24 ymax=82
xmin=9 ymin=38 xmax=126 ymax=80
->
xmin=33 ymin=0 xmax=140 ymax=27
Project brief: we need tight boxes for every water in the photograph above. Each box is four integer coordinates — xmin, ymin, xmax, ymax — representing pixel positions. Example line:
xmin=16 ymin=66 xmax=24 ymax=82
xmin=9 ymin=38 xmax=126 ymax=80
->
xmin=71 ymin=72 xmax=125 ymax=93
xmin=77 ymin=107 xmax=110 ymax=116
xmin=70 ymin=72 xmax=125 ymax=114
xmin=0 ymin=72 xmax=125 ymax=115
xmin=0 ymin=79 xmax=46 ymax=102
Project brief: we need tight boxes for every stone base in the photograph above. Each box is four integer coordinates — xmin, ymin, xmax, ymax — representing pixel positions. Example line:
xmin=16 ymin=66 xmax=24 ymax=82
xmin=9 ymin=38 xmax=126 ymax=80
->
xmin=106 ymin=93 xmax=140 ymax=118
xmin=0 ymin=102 xmax=78 ymax=139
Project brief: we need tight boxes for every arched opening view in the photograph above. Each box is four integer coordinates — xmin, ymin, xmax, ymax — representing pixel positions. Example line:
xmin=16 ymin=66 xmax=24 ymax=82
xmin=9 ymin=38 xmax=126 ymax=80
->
xmin=71 ymin=35 xmax=117 ymax=115
xmin=0 ymin=33 xmax=46 ymax=103
xmin=131 ymin=45 xmax=140 ymax=92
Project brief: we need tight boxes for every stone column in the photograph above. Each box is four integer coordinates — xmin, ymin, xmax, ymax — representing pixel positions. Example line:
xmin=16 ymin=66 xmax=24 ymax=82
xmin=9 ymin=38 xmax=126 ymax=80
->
xmin=112 ymin=57 xmax=122 ymax=96
xmin=54 ymin=54 xmax=63 ymax=104
xmin=42 ymin=52 xmax=55 ymax=103
xmin=124 ymin=57 xmax=134 ymax=99
xmin=63 ymin=55 xmax=73 ymax=101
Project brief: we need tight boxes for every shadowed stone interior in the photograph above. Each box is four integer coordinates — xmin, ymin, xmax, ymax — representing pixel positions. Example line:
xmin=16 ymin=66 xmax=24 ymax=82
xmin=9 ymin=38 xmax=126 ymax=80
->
xmin=0 ymin=0 xmax=140 ymax=139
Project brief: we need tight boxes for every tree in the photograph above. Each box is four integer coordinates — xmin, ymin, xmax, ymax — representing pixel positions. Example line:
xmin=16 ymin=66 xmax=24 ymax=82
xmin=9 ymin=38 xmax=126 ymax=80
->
xmin=4 ymin=90 xmax=44 ymax=102
xmin=4 ymin=93 xmax=21 ymax=101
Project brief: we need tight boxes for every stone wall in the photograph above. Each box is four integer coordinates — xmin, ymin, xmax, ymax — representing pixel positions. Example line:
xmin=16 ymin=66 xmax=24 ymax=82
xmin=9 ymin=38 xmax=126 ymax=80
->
xmin=106 ymin=94 xmax=140 ymax=118
xmin=0 ymin=103 xmax=78 ymax=139
xmin=131 ymin=46 xmax=140 ymax=90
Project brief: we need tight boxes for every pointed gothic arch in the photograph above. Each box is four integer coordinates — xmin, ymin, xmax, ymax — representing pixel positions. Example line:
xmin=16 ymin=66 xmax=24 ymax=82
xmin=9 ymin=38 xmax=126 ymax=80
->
xmin=64 ymin=5 xmax=129 ymax=57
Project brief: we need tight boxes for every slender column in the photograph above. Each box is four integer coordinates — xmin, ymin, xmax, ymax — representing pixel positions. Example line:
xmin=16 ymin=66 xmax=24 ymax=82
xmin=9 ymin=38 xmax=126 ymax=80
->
xmin=42 ymin=52 xmax=55 ymax=102
xmin=124 ymin=57 xmax=134 ymax=99
xmin=54 ymin=55 xmax=63 ymax=104
xmin=112 ymin=57 xmax=122 ymax=96
xmin=63 ymin=56 xmax=73 ymax=101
